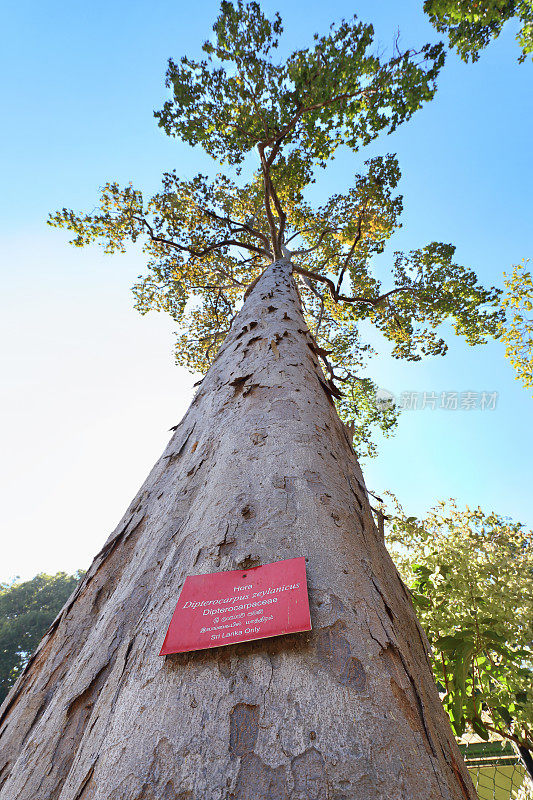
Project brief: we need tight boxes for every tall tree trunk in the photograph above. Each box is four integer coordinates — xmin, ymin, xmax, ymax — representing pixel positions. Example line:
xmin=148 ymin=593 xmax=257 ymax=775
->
xmin=0 ymin=259 xmax=477 ymax=800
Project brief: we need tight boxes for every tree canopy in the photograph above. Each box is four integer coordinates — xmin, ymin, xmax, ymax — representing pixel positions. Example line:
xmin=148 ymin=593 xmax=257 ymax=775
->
xmin=424 ymin=0 xmax=533 ymax=62
xmin=386 ymin=496 xmax=533 ymax=756
xmin=0 ymin=571 xmax=84 ymax=705
xmin=49 ymin=1 xmax=503 ymax=456
xmin=501 ymin=260 xmax=533 ymax=394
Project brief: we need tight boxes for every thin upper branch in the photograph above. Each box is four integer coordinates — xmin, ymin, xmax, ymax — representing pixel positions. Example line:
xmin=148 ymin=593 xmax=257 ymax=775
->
xmin=292 ymin=264 xmax=338 ymax=299
xmin=134 ymin=215 xmax=272 ymax=260
xmin=203 ymin=208 xmax=271 ymax=249
xmin=292 ymin=227 xmax=337 ymax=257
xmin=293 ymin=261 xmax=417 ymax=309
xmin=257 ymin=144 xmax=281 ymax=258
xmin=336 ymin=201 xmax=368 ymax=295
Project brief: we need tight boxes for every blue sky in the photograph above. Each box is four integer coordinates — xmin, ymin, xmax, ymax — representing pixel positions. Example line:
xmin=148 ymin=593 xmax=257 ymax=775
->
xmin=0 ymin=1 xmax=531 ymax=582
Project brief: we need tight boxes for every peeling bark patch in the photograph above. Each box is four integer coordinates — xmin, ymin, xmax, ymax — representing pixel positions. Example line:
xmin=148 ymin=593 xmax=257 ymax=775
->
xmin=0 ymin=762 xmax=10 ymax=791
xmin=241 ymin=505 xmax=255 ymax=519
xmin=382 ymin=645 xmax=434 ymax=754
xmin=317 ymin=375 xmax=343 ymax=404
xmin=19 ymin=689 xmax=54 ymax=749
xmin=302 ymin=470 xmax=324 ymax=491
xmin=382 ymin=643 xmax=437 ymax=757
xmin=217 ymin=654 xmax=234 ymax=678
xmin=315 ymin=624 xmax=366 ymax=693
xmin=272 ymin=474 xmax=298 ymax=493
xmin=232 ymin=753 xmax=288 ymax=800
xmin=346 ymin=476 xmax=363 ymax=509
xmin=219 ymin=538 xmax=236 ymax=557
xmin=326 ymin=593 xmax=347 ymax=620
xmin=371 ymin=578 xmax=394 ymax=625
xmin=235 ymin=321 xmax=258 ymax=341
xmin=229 ymin=704 xmax=260 ymax=757
xmin=164 ymin=427 xmax=194 ymax=462
xmin=72 ymin=765 xmax=96 ymax=800
xmin=186 ymin=457 xmax=205 ymax=477
xmin=339 ymin=657 xmax=366 ymax=692
xmin=291 ymin=747 xmax=328 ymax=799
xmin=108 ymin=739 xmax=186 ymax=800
xmin=383 ymin=600 xmax=394 ymax=623
xmin=316 ymin=377 xmax=336 ymax=406
xmin=228 ymin=374 xmax=259 ymax=398
xmin=315 ymin=624 xmax=350 ymax=673
xmin=229 ymin=374 xmax=254 ymax=395
xmin=46 ymin=659 xmax=114 ymax=799
xmin=390 ymin=678 xmax=424 ymax=736
xmin=236 ymin=555 xmax=261 ymax=570
xmin=449 ymin=751 xmax=476 ymax=800
xmin=242 ymin=383 xmax=259 ymax=397
xmin=380 ymin=643 xmax=403 ymax=681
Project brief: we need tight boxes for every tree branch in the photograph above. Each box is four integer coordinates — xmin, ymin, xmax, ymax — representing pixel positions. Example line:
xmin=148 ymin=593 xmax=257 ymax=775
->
xmin=202 ymin=208 xmax=271 ymax=249
xmin=336 ymin=201 xmax=368 ymax=295
xmin=339 ymin=285 xmax=417 ymax=306
xmin=480 ymin=720 xmax=532 ymax=752
xmin=257 ymin=144 xmax=281 ymax=258
xmin=292 ymin=264 xmax=338 ymax=300
xmin=292 ymin=227 xmax=337 ymax=257
xmin=134 ymin=215 xmax=271 ymax=260
xmin=293 ymin=260 xmax=418 ymax=312
xmin=301 ymin=276 xmax=326 ymax=337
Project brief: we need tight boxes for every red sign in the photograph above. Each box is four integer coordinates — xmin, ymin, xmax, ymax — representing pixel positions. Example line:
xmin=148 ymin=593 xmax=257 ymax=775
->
xmin=160 ymin=557 xmax=311 ymax=655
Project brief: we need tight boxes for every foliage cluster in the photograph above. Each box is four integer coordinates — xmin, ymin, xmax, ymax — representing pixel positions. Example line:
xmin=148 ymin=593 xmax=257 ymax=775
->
xmin=386 ymin=496 xmax=533 ymax=755
xmin=424 ymin=0 xmax=533 ymax=62
xmin=501 ymin=260 xmax=533 ymax=394
xmin=0 ymin=571 xmax=84 ymax=705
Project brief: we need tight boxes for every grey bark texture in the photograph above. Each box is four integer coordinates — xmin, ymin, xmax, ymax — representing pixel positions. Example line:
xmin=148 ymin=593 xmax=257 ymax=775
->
xmin=0 ymin=259 xmax=477 ymax=800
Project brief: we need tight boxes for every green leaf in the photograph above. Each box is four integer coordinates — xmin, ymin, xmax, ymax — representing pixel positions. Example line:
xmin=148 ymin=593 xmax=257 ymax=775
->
xmin=471 ymin=717 xmax=490 ymax=741
xmin=497 ymin=706 xmax=513 ymax=726
xmin=482 ymin=630 xmax=507 ymax=643
xmin=435 ymin=634 xmax=474 ymax=652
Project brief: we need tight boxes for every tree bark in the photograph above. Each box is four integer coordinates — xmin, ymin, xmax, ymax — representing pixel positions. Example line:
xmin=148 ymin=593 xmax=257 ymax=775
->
xmin=0 ymin=259 xmax=477 ymax=800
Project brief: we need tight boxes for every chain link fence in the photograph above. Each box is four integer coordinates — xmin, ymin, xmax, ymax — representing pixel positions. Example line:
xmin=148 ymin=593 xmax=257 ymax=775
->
xmin=459 ymin=735 xmax=532 ymax=800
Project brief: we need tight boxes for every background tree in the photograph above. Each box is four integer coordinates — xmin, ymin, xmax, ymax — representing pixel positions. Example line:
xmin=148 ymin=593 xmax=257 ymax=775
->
xmin=501 ymin=259 xmax=533 ymax=394
xmin=0 ymin=572 xmax=83 ymax=705
xmin=386 ymin=496 xmax=533 ymax=777
xmin=49 ymin=0 xmax=502 ymax=457
xmin=424 ymin=0 xmax=533 ymax=62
